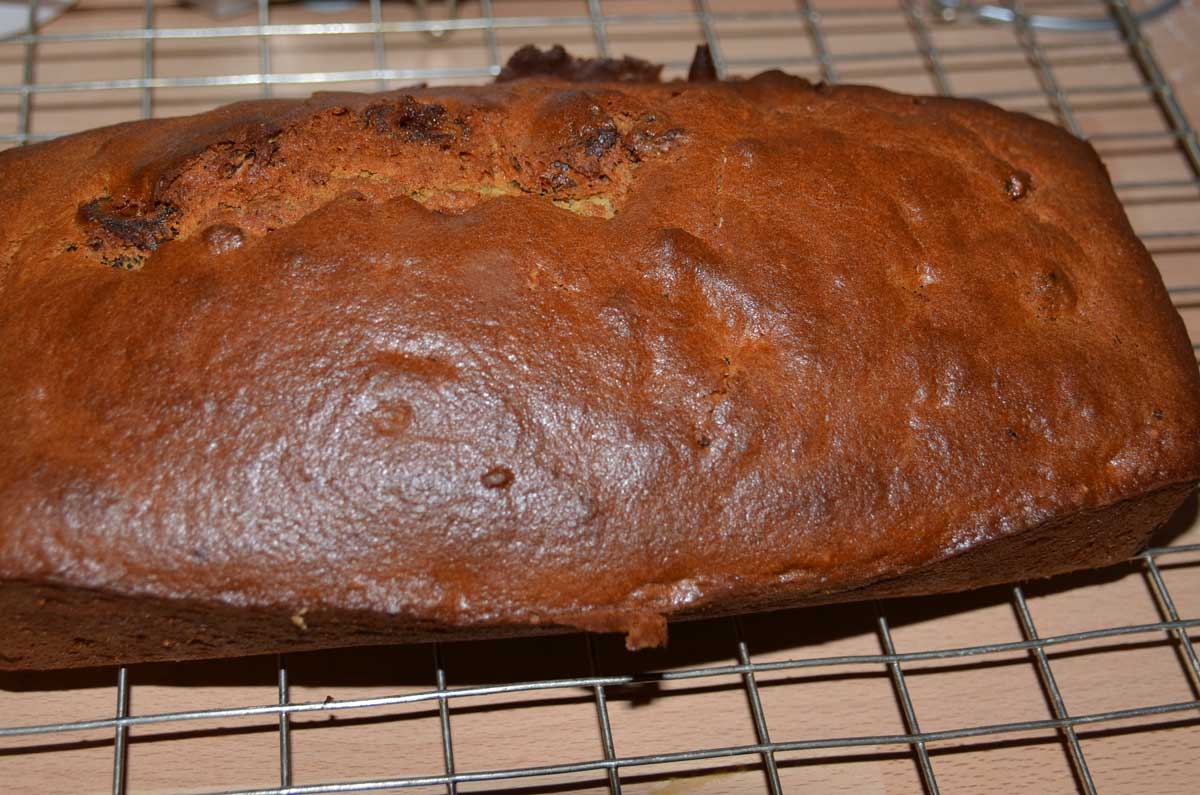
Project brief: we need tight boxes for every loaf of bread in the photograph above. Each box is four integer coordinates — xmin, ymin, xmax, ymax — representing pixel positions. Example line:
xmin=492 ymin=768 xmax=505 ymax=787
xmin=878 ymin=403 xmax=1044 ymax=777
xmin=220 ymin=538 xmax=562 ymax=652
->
xmin=1 ymin=46 xmax=1197 ymax=670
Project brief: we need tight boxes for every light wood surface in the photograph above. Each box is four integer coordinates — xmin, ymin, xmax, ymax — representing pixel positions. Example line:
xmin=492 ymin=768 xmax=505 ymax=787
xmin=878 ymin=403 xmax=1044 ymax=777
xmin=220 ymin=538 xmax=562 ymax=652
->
xmin=1 ymin=1 xmax=1198 ymax=793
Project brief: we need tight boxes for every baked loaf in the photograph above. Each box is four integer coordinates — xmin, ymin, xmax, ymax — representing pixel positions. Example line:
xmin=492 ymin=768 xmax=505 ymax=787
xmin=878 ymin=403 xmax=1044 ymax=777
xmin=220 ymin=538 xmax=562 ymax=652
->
xmin=1 ymin=46 xmax=1197 ymax=670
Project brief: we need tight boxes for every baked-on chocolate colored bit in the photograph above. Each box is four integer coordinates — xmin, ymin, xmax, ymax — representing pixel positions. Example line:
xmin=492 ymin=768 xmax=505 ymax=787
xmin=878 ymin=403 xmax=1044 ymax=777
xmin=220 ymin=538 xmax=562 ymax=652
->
xmin=0 ymin=47 xmax=1197 ymax=669
xmin=497 ymin=43 xmax=663 ymax=83
xmin=688 ymin=44 xmax=719 ymax=82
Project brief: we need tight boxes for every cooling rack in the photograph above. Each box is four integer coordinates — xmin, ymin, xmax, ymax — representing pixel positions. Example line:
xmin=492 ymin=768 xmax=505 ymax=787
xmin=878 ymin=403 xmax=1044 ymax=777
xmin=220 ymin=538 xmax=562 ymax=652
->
xmin=1 ymin=1 xmax=1199 ymax=793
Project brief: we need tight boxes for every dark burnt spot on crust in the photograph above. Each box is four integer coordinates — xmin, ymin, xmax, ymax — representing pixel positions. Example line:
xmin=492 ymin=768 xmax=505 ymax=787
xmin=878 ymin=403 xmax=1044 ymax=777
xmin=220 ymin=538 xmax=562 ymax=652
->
xmin=628 ymin=126 xmax=683 ymax=160
xmin=363 ymin=96 xmax=454 ymax=145
xmin=1005 ymin=170 xmax=1032 ymax=200
xmin=78 ymin=197 xmax=177 ymax=252
xmin=103 ymin=254 xmax=142 ymax=271
xmin=530 ymin=86 xmax=686 ymax=195
xmin=249 ymin=135 xmax=281 ymax=168
xmin=207 ymin=134 xmax=282 ymax=181
xmin=549 ymin=96 xmax=621 ymax=162
xmin=453 ymin=116 xmax=472 ymax=144
xmin=687 ymin=45 xmax=718 ymax=83
xmin=497 ymin=44 xmax=663 ymax=84
xmin=219 ymin=156 xmax=243 ymax=180
xmin=583 ymin=119 xmax=620 ymax=158
xmin=545 ymin=160 xmax=578 ymax=190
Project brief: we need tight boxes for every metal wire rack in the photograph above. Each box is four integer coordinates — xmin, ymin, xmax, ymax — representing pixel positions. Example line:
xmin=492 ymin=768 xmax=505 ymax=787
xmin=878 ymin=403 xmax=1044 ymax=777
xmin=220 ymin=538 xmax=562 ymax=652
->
xmin=1 ymin=1 xmax=1199 ymax=793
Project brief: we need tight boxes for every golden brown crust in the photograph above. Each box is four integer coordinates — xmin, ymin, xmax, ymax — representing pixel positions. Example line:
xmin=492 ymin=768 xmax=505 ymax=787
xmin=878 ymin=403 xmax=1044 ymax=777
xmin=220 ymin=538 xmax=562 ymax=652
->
xmin=1 ymin=50 xmax=1198 ymax=669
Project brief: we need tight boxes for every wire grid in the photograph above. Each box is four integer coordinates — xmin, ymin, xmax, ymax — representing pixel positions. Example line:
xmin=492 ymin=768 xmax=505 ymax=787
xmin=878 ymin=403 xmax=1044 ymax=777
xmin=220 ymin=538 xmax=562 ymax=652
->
xmin=1 ymin=0 xmax=1199 ymax=793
